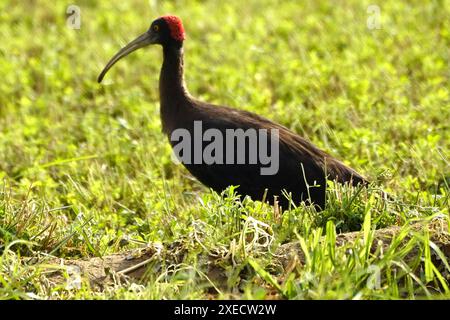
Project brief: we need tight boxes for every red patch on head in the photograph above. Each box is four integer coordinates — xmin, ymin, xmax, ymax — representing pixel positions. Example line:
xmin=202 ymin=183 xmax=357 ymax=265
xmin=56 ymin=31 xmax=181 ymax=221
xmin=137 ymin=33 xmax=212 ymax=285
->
xmin=161 ymin=15 xmax=186 ymax=41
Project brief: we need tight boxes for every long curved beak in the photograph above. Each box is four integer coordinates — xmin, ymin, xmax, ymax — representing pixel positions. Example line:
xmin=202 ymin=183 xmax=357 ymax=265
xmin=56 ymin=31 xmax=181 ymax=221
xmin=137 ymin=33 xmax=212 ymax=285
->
xmin=98 ymin=32 xmax=157 ymax=83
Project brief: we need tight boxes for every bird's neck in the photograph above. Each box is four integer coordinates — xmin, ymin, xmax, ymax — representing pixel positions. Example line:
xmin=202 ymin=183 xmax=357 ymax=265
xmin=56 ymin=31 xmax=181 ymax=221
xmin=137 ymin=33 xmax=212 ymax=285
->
xmin=159 ymin=45 xmax=191 ymax=134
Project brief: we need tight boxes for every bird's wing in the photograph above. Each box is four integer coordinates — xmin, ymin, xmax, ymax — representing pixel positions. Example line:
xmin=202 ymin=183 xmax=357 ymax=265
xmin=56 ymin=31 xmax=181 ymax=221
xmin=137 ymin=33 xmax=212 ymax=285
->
xmin=195 ymin=102 xmax=368 ymax=185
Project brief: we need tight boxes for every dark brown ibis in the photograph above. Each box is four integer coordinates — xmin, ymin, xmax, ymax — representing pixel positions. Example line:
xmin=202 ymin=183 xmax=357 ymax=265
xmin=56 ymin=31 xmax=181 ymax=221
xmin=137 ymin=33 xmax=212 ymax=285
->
xmin=98 ymin=15 xmax=368 ymax=209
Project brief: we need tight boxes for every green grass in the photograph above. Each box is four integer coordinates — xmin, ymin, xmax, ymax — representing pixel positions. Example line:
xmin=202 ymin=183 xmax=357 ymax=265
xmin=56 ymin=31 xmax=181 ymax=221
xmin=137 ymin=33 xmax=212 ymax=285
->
xmin=0 ymin=0 xmax=449 ymax=299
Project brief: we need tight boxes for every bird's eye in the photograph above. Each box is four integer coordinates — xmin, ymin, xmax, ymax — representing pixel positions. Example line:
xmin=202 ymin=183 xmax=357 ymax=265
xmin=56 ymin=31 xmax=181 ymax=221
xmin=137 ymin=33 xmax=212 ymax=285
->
xmin=153 ymin=25 xmax=159 ymax=32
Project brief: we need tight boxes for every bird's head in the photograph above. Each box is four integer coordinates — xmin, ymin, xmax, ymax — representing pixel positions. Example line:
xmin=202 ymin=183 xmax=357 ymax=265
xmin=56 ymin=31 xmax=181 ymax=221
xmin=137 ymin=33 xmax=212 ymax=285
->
xmin=98 ymin=15 xmax=185 ymax=83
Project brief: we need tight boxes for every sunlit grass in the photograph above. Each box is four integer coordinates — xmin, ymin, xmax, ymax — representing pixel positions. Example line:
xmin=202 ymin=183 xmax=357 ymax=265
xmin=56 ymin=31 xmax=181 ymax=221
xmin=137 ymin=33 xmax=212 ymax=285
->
xmin=0 ymin=0 xmax=449 ymax=299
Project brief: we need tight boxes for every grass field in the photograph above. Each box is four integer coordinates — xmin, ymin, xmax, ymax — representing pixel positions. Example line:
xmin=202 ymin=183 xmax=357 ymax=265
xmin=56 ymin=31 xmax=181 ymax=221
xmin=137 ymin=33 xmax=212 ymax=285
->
xmin=0 ymin=0 xmax=449 ymax=299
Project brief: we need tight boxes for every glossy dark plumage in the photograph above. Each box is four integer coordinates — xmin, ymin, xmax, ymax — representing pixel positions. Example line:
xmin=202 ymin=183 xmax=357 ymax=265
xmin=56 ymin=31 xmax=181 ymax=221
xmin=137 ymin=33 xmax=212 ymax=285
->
xmin=99 ymin=16 xmax=367 ymax=209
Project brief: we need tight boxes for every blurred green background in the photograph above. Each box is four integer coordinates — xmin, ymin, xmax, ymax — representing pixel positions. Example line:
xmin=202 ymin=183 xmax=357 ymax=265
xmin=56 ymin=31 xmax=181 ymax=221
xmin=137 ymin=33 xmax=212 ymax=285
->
xmin=0 ymin=0 xmax=449 ymax=299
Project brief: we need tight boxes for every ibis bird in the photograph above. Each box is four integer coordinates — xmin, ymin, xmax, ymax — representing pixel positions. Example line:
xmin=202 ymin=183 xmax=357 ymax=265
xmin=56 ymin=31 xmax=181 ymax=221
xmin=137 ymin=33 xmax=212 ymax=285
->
xmin=98 ymin=15 xmax=367 ymax=209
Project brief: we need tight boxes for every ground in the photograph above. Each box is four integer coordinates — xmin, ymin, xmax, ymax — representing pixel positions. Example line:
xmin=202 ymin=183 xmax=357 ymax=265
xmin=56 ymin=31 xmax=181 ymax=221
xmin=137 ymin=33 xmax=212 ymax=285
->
xmin=0 ymin=0 xmax=449 ymax=299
